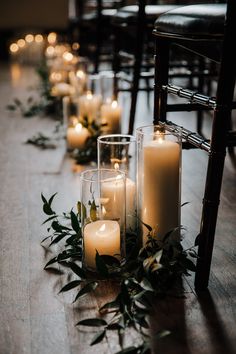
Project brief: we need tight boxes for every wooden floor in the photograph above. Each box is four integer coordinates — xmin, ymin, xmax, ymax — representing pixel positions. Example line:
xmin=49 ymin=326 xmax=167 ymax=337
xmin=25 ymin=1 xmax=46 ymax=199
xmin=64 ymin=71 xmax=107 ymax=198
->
xmin=0 ymin=62 xmax=235 ymax=354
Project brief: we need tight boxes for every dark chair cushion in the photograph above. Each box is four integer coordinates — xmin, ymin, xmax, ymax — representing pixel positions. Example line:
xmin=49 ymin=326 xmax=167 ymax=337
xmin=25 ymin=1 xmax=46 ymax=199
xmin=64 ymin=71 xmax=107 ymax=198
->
xmin=113 ymin=5 xmax=183 ymax=25
xmin=154 ymin=4 xmax=226 ymax=39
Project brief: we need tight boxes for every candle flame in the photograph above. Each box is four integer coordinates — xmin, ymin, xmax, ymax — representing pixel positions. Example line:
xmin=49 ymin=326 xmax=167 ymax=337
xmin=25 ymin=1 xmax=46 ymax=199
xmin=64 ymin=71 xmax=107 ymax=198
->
xmin=86 ymin=91 xmax=93 ymax=99
xmin=75 ymin=123 xmax=83 ymax=132
xmin=76 ymin=70 xmax=85 ymax=79
xmin=25 ymin=34 xmax=34 ymax=43
xmin=17 ymin=39 xmax=26 ymax=48
xmin=63 ymin=51 xmax=74 ymax=62
xmin=158 ymin=137 xmax=163 ymax=144
xmin=102 ymin=205 xmax=106 ymax=216
xmin=50 ymin=72 xmax=62 ymax=82
xmin=99 ymin=223 xmax=106 ymax=232
xmin=35 ymin=34 xmax=43 ymax=43
xmin=46 ymin=46 xmax=55 ymax=56
xmin=71 ymin=116 xmax=79 ymax=126
xmin=47 ymin=32 xmax=57 ymax=44
xmin=114 ymin=163 xmax=119 ymax=170
xmin=72 ymin=42 xmax=80 ymax=50
xmin=10 ymin=43 xmax=19 ymax=53
xmin=111 ymin=100 xmax=118 ymax=109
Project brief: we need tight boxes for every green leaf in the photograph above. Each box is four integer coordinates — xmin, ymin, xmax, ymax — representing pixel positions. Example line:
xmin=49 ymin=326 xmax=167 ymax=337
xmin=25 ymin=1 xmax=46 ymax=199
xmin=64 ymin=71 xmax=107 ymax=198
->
xmin=70 ymin=210 xmax=81 ymax=233
xmin=43 ymin=203 xmax=55 ymax=216
xmin=48 ymin=192 xmax=57 ymax=206
xmin=140 ymin=278 xmax=154 ymax=292
xmin=90 ymin=200 xmax=97 ymax=221
xmin=155 ymin=329 xmax=171 ymax=339
xmin=73 ymin=281 xmax=98 ymax=302
xmin=49 ymin=232 xmax=67 ymax=246
xmin=6 ymin=104 xmax=16 ymax=111
xmin=67 ymin=262 xmax=86 ymax=279
xmin=41 ymin=193 xmax=47 ymax=204
xmin=95 ymin=251 xmax=109 ymax=278
xmin=44 ymin=256 xmax=58 ymax=268
xmin=59 ymin=280 xmax=82 ymax=293
xmin=90 ymin=330 xmax=106 ymax=346
xmin=76 ymin=318 xmax=107 ymax=327
xmin=181 ymin=202 xmax=189 ymax=207
xmin=77 ymin=201 xmax=87 ymax=220
xmin=99 ymin=300 xmax=120 ymax=312
xmin=115 ymin=347 xmax=138 ymax=354
xmin=42 ymin=215 xmax=58 ymax=225
xmin=51 ymin=221 xmax=63 ymax=232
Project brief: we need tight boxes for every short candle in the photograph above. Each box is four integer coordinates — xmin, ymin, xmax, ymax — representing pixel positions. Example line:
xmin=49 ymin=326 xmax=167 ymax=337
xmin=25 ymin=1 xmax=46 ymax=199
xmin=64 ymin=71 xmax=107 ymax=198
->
xmin=83 ymin=220 xmax=120 ymax=269
xmin=67 ymin=122 xmax=90 ymax=149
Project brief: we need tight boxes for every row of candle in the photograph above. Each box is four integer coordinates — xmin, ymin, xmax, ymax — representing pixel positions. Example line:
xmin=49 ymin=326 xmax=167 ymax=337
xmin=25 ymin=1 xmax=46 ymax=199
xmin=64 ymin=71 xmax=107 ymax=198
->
xmin=80 ymin=128 xmax=181 ymax=271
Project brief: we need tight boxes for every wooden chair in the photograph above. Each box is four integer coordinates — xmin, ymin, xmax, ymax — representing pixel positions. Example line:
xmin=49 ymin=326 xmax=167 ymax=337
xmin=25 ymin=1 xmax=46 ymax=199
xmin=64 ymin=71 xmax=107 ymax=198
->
xmin=112 ymin=1 xmax=185 ymax=134
xmin=153 ymin=0 xmax=236 ymax=290
xmin=70 ymin=0 xmax=125 ymax=73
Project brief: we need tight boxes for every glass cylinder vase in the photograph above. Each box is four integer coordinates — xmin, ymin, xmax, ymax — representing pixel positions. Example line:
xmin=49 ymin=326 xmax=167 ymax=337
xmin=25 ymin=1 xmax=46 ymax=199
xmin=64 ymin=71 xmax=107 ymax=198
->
xmin=80 ymin=168 xmax=126 ymax=271
xmin=97 ymin=134 xmax=137 ymax=234
xmin=136 ymin=124 xmax=182 ymax=245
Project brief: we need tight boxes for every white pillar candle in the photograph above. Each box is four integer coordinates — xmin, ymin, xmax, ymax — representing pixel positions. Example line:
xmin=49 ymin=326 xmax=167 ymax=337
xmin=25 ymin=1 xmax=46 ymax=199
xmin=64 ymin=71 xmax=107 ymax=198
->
xmin=67 ymin=122 xmax=90 ymax=149
xmin=142 ymin=138 xmax=180 ymax=243
xmin=101 ymin=177 xmax=136 ymax=233
xmin=84 ymin=220 xmax=120 ymax=269
xmin=100 ymin=100 xmax=121 ymax=133
xmin=78 ymin=91 xmax=102 ymax=121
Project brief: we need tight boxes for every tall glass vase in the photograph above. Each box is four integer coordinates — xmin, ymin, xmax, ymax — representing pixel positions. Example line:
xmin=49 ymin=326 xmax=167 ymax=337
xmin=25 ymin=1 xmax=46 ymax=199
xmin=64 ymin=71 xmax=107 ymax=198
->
xmin=80 ymin=168 xmax=126 ymax=271
xmin=136 ymin=124 xmax=182 ymax=245
xmin=97 ymin=134 xmax=137 ymax=234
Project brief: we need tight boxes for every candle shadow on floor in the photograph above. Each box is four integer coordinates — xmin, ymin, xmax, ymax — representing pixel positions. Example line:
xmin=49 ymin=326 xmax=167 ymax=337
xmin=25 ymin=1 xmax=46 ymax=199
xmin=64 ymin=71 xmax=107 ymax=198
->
xmin=196 ymin=289 xmax=236 ymax=354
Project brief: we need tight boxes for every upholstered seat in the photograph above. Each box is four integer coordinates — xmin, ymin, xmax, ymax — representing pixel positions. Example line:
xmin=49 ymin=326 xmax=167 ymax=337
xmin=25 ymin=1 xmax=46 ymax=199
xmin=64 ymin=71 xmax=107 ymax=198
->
xmin=113 ymin=5 xmax=180 ymax=25
xmin=154 ymin=4 xmax=226 ymax=62
xmin=154 ymin=4 xmax=226 ymax=38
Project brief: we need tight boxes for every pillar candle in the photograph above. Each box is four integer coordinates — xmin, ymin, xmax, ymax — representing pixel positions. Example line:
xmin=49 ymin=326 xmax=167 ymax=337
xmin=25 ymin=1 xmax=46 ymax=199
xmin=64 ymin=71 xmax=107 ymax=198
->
xmin=84 ymin=220 xmax=120 ymax=269
xmin=100 ymin=100 xmax=121 ymax=133
xmin=78 ymin=91 xmax=102 ymax=121
xmin=142 ymin=138 xmax=180 ymax=243
xmin=101 ymin=176 xmax=136 ymax=233
xmin=67 ymin=122 xmax=90 ymax=149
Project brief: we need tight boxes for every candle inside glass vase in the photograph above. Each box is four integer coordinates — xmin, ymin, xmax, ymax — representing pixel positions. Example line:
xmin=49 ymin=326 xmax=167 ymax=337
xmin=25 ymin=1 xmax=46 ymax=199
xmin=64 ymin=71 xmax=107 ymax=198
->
xmin=136 ymin=125 xmax=182 ymax=245
xmin=97 ymin=134 xmax=137 ymax=233
xmin=80 ymin=169 xmax=126 ymax=271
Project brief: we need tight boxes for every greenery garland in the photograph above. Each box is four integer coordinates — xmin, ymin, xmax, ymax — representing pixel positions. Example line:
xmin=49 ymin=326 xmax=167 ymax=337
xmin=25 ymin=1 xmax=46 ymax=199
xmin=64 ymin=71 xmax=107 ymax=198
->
xmin=41 ymin=193 xmax=197 ymax=354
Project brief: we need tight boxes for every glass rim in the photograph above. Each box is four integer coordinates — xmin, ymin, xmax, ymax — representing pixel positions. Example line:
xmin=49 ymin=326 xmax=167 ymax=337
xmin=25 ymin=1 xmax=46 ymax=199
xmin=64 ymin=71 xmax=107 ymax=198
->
xmin=80 ymin=168 xmax=126 ymax=183
xmin=97 ymin=134 xmax=136 ymax=145
xmin=136 ymin=123 xmax=182 ymax=139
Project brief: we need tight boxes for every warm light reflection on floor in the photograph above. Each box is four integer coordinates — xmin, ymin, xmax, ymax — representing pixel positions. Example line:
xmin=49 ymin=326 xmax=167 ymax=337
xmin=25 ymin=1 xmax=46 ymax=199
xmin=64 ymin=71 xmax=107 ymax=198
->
xmin=10 ymin=63 xmax=22 ymax=86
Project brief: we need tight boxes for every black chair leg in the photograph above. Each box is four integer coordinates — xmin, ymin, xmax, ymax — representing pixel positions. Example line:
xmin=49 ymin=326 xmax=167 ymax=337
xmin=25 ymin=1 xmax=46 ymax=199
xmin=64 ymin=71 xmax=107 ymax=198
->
xmin=195 ymin=107 xmax=227 ymax=290
xmin=153 ymin=38 xmax=170 ymax=124
xmin=128 ymin=50 xmax=142 ymax=135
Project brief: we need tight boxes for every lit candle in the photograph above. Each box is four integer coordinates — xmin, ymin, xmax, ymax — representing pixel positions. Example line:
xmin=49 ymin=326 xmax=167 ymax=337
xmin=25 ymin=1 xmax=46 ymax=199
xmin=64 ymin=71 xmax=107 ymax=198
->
xmin=51 ymin=82 xmax=75 ymax=97
xmin=100 ymin=100 xmax=121 ymax=133
xmin=67 ymin=122 xmax=90 ymax=149
xmin=68 ymin=70 xmax=87 ymax=95
xmin=101 ymin=175 xmax=136 ymax=233
xmin=84 ymin=220 xmax=120 ymax=269
xmin=142 ymin=137 xmax=180 ymax=243
xmin=78 ymin=91 xmax=102 ymax=121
